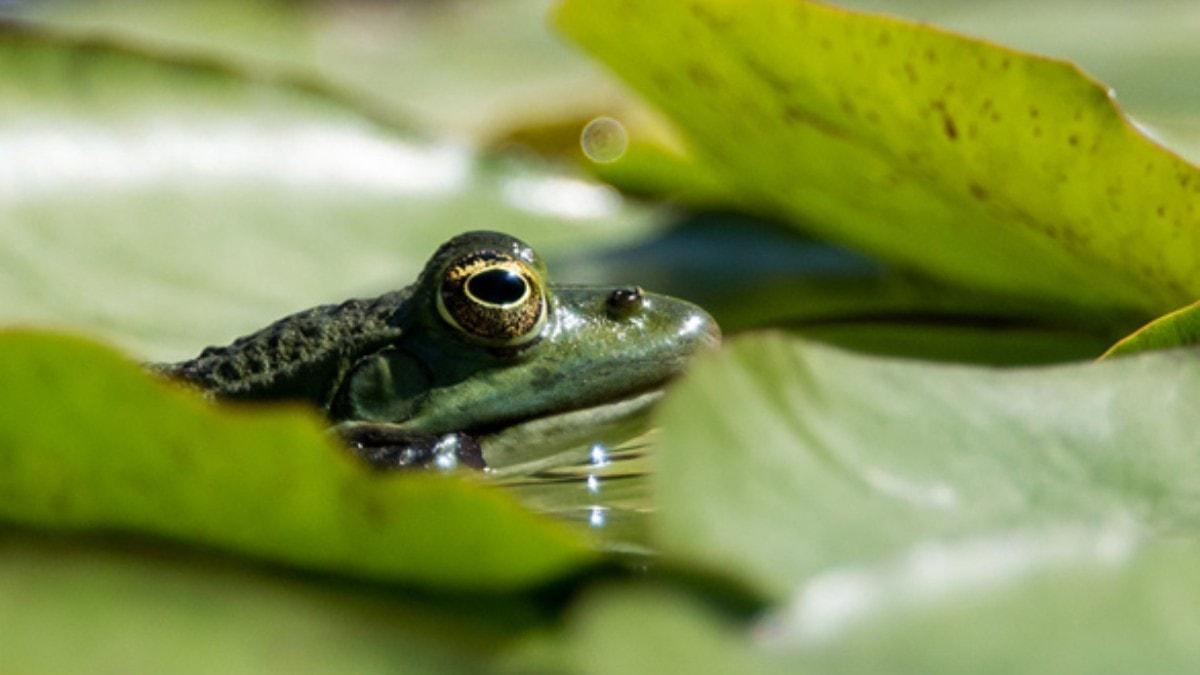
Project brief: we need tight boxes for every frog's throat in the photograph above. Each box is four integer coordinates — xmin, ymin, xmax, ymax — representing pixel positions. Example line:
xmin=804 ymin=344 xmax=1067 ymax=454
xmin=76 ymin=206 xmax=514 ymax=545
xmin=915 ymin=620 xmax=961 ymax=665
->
xmin=477 ymin=388 xmax=664 ymax=468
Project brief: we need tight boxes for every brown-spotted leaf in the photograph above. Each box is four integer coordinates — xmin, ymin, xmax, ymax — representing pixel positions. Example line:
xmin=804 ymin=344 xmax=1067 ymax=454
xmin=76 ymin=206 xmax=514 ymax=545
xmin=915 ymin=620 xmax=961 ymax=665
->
xmin=555 ymin=0 xmax=1200 ymax=316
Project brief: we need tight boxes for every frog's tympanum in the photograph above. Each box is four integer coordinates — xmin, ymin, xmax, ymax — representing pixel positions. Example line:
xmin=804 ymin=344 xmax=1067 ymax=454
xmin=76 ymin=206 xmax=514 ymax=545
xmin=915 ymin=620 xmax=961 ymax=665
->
xmin=157 ymin=231 xmax=720 ymax=470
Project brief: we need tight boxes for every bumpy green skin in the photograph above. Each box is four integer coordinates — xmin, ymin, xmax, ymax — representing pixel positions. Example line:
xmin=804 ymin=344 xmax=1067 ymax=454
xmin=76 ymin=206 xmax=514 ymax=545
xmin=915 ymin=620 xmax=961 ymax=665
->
xmin=158 ymin=231 xmax=720 ymax=469
xmin=156 ymin=291 xmax=407 ymax=408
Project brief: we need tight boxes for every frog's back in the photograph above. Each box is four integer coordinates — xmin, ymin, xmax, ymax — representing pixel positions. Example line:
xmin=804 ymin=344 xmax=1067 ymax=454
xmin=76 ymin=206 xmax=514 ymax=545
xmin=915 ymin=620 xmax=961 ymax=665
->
xmin=157 ymin=288 xmax=410 ymax=407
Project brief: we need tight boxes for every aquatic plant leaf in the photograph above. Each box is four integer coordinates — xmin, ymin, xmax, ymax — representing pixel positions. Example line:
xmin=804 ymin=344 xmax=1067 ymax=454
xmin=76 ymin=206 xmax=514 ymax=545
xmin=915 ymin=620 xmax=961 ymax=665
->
xmin=535 ymin=544 xmax=1200 ymax=675
xmin=556 ymin=0 xmax=1200 ymax=316
xmin=1 ymin=0 xmax=616 ymax=140
xmin=652 ymin=334 xmax=1200 ymax=598
xmin=0 ymin=534 xmax=539 ymax=674
xmin=0 ymin=331 xmax=595 ymax=589
xmin=1102 ymin=300 xmax=1200 ymax=358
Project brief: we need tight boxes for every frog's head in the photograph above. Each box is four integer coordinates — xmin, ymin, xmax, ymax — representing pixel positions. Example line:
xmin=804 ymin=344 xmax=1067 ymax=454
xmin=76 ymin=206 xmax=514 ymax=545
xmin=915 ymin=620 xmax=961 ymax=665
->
xmin=335 ymin=231 xmax=720 ymax=447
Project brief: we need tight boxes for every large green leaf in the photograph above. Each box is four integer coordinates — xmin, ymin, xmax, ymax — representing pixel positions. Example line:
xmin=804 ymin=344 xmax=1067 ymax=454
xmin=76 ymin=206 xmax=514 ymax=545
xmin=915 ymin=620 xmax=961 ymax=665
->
xmin=510 ymin=334 xmax=1200 ymax=670
xmin=838 ymin=0 xmax=1200 ymax=164
xmin=529 ymin=538 xmax=1200 ymax=673
xmin=1 ymin=534 xmax=541 ymax=675
xmin=0 ymin=24 xmax=661 ymax=361
xmin=0 ymin=330 xmax=595 ymax=589
xmin=1 ymin=0 xmax=623 ymax=140
xmin=587 ymin=0 xmax=1200 ymax=205
xmin=651 ymin=333 xmax=1200 ymax=598
xmin=556 ymin=0 xmax=1200 ymax=316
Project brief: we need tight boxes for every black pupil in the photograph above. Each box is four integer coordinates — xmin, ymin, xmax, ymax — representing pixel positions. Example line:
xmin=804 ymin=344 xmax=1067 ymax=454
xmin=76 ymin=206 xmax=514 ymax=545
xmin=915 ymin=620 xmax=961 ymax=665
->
xmin=467 ymin=268 xmax=528 ymax=305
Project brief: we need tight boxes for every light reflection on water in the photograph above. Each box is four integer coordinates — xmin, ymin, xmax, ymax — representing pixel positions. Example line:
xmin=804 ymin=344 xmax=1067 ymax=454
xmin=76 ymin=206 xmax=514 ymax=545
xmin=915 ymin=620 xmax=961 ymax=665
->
xmin=488 ymin=433 xmax=656 ymax=552
xmin=590 ymin=442 xmax=610 ymax=467
xmin=589 ymin=506 xmax=607 ymax=529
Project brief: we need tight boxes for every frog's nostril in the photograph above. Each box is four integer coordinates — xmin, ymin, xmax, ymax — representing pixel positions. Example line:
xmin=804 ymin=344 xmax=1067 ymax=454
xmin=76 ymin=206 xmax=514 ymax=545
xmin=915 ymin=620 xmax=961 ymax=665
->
xmin=606 ymin=286 xmax=645 ymax=320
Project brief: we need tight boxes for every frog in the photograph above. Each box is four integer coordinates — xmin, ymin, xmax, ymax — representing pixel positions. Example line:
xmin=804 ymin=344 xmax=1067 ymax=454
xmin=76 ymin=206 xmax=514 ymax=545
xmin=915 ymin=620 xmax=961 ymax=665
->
xmin=155 ymin=230 xmax=720 ymax=471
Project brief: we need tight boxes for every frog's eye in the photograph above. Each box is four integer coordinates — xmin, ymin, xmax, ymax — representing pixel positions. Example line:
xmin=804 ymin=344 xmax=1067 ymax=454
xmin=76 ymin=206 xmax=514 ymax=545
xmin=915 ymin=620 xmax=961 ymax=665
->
xmin=436 ymin=252 xmax=547 ymax=347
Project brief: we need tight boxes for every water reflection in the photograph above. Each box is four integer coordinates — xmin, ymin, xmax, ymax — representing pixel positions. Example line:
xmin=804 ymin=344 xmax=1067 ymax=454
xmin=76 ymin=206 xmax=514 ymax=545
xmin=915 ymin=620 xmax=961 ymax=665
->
xmin=488 ymin=433 xmax=655 ymax=550
xmin=588 ymin=506 xmax=608 ymax=529
xmin=590 ymin=442 xmax=610 ymax=467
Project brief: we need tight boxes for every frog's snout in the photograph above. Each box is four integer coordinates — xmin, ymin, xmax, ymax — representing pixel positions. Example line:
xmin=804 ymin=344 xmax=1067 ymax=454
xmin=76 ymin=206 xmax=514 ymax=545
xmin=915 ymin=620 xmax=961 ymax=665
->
xmin=680 ymin=304 xmax=722 ymax=353
xmin=699 ymin=311 xmax=722 ymax=348
xmin=607 ymin=286 xmax=720 ymax=352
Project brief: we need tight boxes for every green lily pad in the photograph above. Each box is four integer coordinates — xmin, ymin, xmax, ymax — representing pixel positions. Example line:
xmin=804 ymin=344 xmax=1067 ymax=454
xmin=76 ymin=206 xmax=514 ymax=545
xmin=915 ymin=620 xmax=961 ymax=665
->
xmin=837 ymin=0 xmax=1200 ymax=157
xmin=0 ymin=24 xmax=662 ymax=361
xmin=578 ymin=0 xmax=1200 ymax=200
xmin=1 ymin=534 xmax=541 ymax=675
xmin=652 ymin=333 xmax=1200 ymax=598
xmin=534 ymin=538 xmax=1200 ymax=674
xmin=517 ymin=334 xmax=1200 ymax=669
xmin=1102 ymin=300 xmax=1200 ymax=358
xmin=2 ymin=0 xmax=624 ymax=140
xmin=0 ymin=330 xmax=595 ymax=589
xmin=556 ymin=0 xmax=1200 ymax=316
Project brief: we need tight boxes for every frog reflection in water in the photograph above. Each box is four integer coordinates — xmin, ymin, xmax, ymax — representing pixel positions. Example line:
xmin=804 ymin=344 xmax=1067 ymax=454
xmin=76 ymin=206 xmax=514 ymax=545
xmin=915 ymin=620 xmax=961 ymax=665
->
xmin=157 ymin=231 xmax=720 ymax=470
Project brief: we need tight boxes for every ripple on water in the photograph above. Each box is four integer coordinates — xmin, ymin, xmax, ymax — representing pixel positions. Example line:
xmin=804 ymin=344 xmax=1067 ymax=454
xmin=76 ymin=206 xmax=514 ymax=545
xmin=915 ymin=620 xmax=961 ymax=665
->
xmin=490 ymin=433 xmax=656 ymax=552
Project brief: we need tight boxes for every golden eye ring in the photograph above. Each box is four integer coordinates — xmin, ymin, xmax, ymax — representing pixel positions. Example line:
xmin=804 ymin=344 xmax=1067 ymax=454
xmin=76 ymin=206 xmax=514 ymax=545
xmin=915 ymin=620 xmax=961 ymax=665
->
xmin=436 ymin=252 xmax=547 ymax=347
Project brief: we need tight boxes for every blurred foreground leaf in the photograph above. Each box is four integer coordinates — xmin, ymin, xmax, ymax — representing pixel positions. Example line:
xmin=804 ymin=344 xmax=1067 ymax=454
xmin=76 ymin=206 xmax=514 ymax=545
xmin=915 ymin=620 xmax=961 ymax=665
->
xmin=557 ymin=0 xmax=1200 ymax=316
xmin=526 ymin=333 xmax=1200 ymax=671
xmin=0 ymin=534 xmax=541 ymax=674
xmin=652 ymin=334 xmax=1200 ymax=598
xmin=0 ymin=331 xmax=595 ymax=589
xmin=532 ymin=541 xmax=1200 ymax=674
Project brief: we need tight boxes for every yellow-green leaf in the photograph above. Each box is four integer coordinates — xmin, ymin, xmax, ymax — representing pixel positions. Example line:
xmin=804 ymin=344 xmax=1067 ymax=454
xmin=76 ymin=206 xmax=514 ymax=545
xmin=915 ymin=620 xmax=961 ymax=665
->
xmin=1 ymin=535 xmax=536 ymax=674
xmin=555 ymin=0 xmax=1200 ymax=316
xmin=0 ymin=330 xmax=596 ymax=589
xmin=532 ymin=542 xmax=1200 ymax=675
xmin=1102 ymin=299 xmax=1200 ymax=358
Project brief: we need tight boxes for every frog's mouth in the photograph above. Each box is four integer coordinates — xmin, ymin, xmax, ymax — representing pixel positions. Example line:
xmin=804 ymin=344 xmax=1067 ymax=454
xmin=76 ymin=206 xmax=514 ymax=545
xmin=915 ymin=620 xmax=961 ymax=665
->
xmin=473 ymin=385 xmax=668 ymax=470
